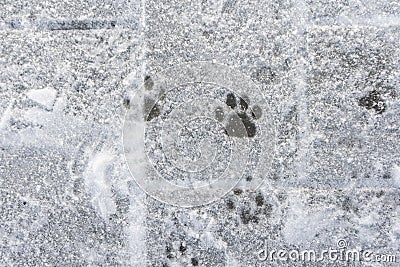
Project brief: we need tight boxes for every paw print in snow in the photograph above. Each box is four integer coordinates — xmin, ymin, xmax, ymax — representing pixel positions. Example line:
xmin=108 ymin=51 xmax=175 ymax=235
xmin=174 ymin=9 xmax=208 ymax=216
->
xmin=215 ymin=93 xmax=262 ymax=138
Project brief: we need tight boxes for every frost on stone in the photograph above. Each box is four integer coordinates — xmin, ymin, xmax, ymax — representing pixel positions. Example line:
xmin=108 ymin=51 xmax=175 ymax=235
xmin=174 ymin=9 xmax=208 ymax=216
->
xmin=1 ymin=0 xmax=400 ymax=266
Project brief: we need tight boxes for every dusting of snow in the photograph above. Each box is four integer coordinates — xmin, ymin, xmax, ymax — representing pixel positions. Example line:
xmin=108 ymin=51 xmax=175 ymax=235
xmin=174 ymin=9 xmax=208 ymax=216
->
xmin=391 ymin=164 xmax=400 ymax=187
xmin=26 ymin=87 xmax=57 ymax=109
xmin=84 ymin=148 xmax=117 ymax=219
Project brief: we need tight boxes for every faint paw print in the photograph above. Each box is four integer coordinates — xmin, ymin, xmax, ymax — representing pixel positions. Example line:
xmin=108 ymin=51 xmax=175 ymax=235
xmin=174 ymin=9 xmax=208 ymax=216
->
xmin=215 ymin=93 xmax=262 ymax=138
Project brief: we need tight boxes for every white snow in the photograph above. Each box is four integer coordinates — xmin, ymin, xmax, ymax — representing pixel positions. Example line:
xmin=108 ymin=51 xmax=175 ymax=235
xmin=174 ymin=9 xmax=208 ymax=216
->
xmin=84 ymin=148 xmax=117 ymax=219
xmin=283 ymin=193 xmax=334 ymax=245
xmin=0 ymin=99 xmax=14 ymax=130
xmin=391 ymin=165 xmax=400 ymax=187
xmin=26 ymin=87 xmax=57 ymax=109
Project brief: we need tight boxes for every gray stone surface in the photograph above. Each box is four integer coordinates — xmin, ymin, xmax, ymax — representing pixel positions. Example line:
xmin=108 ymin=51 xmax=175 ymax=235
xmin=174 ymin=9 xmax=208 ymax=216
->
xmin=1 ymin=0 xmax=399 ymax=266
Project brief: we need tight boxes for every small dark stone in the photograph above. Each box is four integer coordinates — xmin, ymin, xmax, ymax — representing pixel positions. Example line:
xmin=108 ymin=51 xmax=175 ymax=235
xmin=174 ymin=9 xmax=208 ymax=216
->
xmin=22 ymin=201 xmax=27 ymax=205
xmin=108 ymin=214 xmax=118 ymax=222
xmin=246 ymin=176 xmax=252 ymax=182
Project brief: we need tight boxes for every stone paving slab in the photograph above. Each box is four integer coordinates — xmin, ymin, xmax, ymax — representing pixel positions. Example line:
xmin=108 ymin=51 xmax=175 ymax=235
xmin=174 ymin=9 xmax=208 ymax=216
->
xmin=305 ymin=26 xmax=400 ymax=188
xmin=0 ymin=0 xmax=141 ymax=21
xmin=0 ymin=26 xmax=147 ymax=266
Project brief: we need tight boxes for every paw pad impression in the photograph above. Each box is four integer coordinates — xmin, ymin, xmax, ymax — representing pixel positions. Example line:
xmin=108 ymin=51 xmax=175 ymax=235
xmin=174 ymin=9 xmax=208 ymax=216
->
xmin=215 ymin=93 xmax=262 ymax=138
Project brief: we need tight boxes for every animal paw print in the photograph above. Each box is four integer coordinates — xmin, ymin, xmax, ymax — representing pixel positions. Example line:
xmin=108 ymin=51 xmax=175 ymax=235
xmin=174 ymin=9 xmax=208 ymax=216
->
xmin=358 ymin=90 xmax=386 ymax=114
xmin=215 ymin=93 xmax=262 ymax=138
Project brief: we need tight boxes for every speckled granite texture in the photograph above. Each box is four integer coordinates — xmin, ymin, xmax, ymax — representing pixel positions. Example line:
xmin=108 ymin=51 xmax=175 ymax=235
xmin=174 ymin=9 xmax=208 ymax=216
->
xmin=1 ymin=0 xmax=399 ymax=266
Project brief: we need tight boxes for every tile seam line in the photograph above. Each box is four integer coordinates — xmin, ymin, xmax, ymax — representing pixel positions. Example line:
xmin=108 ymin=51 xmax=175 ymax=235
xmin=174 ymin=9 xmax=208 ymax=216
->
xmin=0 ymin=18 xmax=139 ymax=31
xmin=125 ymin=0 xmax=148 ymax=266
xmin=294 ymin=0 xmax=310 ymax=182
